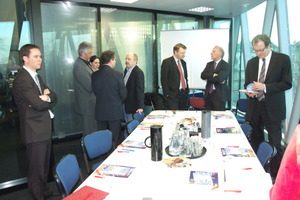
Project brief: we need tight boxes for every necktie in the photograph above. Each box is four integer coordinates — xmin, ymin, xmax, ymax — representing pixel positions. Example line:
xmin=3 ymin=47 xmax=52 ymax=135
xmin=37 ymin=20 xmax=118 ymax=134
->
xmin=257 ymin=58 xmax=266 ymax=101
xmin=209 ymin=62 xmax=217 ymax=94
xmin=177 ymin=60 xmax=186 ymax=90
xmin=35 ymin=74 xmax=42 ymax=94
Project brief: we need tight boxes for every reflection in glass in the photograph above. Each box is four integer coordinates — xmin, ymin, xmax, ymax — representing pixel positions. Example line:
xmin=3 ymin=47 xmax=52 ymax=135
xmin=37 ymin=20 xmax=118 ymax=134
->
xmin=41 ymin=3 xmax=98 ymax=137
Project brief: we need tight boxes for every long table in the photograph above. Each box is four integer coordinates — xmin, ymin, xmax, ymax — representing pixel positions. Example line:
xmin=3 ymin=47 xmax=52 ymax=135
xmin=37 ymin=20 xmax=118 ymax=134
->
xmin=76 ymin=110 xmax=273 ymax=200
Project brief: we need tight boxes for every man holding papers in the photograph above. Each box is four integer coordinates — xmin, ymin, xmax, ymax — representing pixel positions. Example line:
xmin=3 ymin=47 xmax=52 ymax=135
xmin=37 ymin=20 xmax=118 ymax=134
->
xmin=244 ymin=34 xmax=292 ymax=181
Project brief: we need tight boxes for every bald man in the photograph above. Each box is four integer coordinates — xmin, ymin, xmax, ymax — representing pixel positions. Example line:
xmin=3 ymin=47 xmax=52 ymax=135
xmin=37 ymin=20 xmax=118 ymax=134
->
xmin=123 ymin=53 xmax=145 ymax=123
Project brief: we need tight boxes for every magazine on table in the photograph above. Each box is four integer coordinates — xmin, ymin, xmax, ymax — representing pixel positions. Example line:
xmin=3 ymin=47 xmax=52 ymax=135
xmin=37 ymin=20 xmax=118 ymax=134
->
xmin=120 ymin=140 xmax=146 ymax=149
xmin=216 ymin=127 xmax=239 ymax=134
xmin=94 ymin=164 xmax=135 ymax=178
xmin=221 ymin=147 xmax=255 ymax=157
xmin=189 ymin=171 xmax=219 ymax=189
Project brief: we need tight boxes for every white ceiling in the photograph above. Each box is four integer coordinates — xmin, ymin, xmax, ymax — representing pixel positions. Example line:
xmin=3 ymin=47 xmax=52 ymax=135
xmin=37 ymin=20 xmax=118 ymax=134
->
xmin=60 ymin=0 xmax=266 ymax=18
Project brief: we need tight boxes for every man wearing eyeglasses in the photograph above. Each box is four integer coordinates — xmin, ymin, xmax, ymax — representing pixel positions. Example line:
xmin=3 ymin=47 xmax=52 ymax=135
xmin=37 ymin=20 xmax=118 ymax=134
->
xmin=244 ymin=34 xmax=292 ymax=182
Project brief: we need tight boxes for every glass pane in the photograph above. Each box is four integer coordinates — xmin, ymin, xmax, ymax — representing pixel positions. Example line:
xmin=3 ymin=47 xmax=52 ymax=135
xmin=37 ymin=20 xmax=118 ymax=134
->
xmin=287 ymin=0 xmax=300 ymax=97
xmin=100 ymin=9 xmax=153 ymax=92
xmin=18 ymin=21 xmax=31 ymax=50
xmin=231 ymin=28 xmax=247 ymax=107
xmin=0 ymin=0 xmax=28 ymax=185
xmin=247 ymin=2 xmax=266 ymax=40
xmin=157 ymin=14 xmax=198 ymax=88
xmin=41 ymin=3 xmax=98 ymax=137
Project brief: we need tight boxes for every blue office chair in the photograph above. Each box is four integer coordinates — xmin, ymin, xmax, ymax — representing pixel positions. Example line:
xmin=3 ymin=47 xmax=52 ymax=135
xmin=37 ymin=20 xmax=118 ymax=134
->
xmin=53 ymin=154 xmax=83 ymax=198
xmin=132 ymin=112 xmax=145 ymax=123
xmin=256 ymin=142 xmax=277 ymax=172
xmin=240 ymin=122 xmax=252 ymax=141
xmin=235 ymin=99 xmax=248 ymax=123
xmin=81 ymin=130 xmax=113 ymax=174
xmin=125 ymin=119 xmax=140 ymax=137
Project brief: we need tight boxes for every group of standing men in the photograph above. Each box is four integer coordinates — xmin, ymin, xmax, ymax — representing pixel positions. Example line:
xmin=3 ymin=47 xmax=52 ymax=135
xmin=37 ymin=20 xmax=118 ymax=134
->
xmin=161 ymin=34 xmax=292 ymax=183
xmin=12 ymin=33 xmax=291 ymax=199
xmin=73 ymin=42 xmax=145 ymax=147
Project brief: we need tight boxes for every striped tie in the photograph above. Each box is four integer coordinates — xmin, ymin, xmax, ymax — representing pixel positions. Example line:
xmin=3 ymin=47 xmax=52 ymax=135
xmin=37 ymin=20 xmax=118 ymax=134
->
xmin=35 ymin=74 xmax=42 ymax=94
xmin=257 ymin=58 xmax=266 ymax=101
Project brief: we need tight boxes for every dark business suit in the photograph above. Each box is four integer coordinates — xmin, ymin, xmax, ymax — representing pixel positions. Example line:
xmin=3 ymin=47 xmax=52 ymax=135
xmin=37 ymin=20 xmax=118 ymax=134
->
xmin=92 ymin=65 xmax=127 ymax=146
xmin=73 ymin=57 xmax=97 ymax=135
xmin=124 ymin=66 xmax=145 ymax=114
xmin=201 ymin=59 xmax=230 ymax=111
xmin=244 ymin=51 xmax=292 ymax=179
xmin=161 ymin=56 xmax=189 ymax=110
xmin=13 ymin=67 xmax=56 ymax=200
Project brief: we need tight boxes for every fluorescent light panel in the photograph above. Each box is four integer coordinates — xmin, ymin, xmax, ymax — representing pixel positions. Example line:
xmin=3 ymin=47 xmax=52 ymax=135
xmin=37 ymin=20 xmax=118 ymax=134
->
xmin=189 ymin=6 xmax=214 ymax=13
xmin=110 ymin=0 xmax=138 ymax=3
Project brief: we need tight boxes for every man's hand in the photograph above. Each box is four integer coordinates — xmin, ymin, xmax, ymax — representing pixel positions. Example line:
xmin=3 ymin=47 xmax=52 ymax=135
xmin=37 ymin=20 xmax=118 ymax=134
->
xmin=43 ymin=88 xmax=50 ymax=95
xmin=245 ymin=91 xmax=258 ymax=98
xmin=136 ymin=109 xmax=143 ymax=113
xmin=213 ymin=73 xmax=218 ymax=77
xmin=253 ymin=81 xmax=265 ymax=91
xmin=39 ymin=94 xmax=49 ymax=102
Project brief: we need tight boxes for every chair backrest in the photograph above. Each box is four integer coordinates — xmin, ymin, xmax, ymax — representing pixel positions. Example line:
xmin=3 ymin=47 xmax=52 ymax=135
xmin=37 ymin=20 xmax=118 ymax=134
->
xmin=241 ymin=122 xmax=252 ymax=137
xmin=256 ymin=142 xmax=277 ymax=171
xmin=189 ymin=97 xmax=205 ymax=110
xmin=126 ymin=119 xmax=140 ymax=135
xmin=236 ymin=99 xmax=248 ymax=113
xmin=53 ymin=154 xmax=82 ymax=197
xmin=132 ymin=112 xmax=145 ymax=123
xmin=81 ymin=130 xmax=113 ymax=173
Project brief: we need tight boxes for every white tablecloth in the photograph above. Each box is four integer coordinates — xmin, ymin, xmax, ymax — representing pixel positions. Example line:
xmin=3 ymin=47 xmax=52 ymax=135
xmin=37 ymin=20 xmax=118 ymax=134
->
xmin=77 ymin=110 xmax=272 ymax=200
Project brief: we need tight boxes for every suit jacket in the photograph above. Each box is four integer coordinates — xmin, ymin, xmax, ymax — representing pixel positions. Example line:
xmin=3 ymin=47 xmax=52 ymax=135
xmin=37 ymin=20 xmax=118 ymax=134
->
xmin=161 ymin=56 xmax=189 ymax=98
xmin=201 ymin=59 xmax=230 ymax=102
xmin=92 ymin=65 xmax=127 ymax=121
xmin=73 ymin=57 xmax=96 ymax=116
xmin=12 ymin=68 xmax=56 ymax=144
xmin=124 ymin=66 xmax=145 ymax=114
xmin=244 ymin=51 xmax=292 ymax=122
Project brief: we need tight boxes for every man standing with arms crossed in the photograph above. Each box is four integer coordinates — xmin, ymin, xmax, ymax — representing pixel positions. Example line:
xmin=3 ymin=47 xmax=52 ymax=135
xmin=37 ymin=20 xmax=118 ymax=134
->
xmin=244 ymin=34 xmax=292 ymax=181
xmin=13 ymin=44 xmax=57 ymax=200
xmin=161 ymin=43 xmax=189 ymax=110
xmin=201 ymin=46 xmax=230 ymax=111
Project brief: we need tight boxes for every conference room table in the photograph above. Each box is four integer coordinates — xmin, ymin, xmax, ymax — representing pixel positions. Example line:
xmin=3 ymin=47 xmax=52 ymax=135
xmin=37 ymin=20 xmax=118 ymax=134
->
xmin=76 ymin=110 xmax=273 ymax=200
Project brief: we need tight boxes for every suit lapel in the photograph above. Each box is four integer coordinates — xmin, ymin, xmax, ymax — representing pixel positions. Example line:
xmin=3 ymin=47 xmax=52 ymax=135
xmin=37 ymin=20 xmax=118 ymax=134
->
xmin=265 ymin=52 xmax=276 ymax=82
xmin=22 ymin=68 xmax=42 ymax=94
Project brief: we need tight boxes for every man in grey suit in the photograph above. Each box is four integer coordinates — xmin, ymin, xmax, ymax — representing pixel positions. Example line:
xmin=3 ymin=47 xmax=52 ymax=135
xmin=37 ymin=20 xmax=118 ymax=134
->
xmin=244 ymin=34 xmax=292 ymax=180
xmin=13 ymin=44 xmax=56 ymax=200
xmin=201 ymin=46 xmax=230 ymax=111
xmin=73 ymin=42 xmax=97 ymax=135
xmin=92 ymin=50 xmax=127 ymax=146
xmin=161 ymin=43 xmax=189 ymax=110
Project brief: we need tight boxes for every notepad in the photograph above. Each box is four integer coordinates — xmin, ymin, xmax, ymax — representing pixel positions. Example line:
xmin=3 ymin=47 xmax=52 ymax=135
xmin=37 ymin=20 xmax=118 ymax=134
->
xmin=63 ymin=185 xmax=109 ymax=200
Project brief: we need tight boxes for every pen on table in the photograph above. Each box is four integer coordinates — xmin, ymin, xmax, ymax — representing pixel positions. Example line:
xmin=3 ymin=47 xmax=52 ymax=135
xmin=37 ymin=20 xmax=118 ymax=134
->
xmin=224 ymin=169 xmax=226 ymax=182
xmin=224 ymin=190 xmax=242 ymax=193
xmin=94 ymin=175 xmax=104 ymax=179
xmin=117 ymin=151 xmax=130 ymax=153
xmin=121 ymin=148 xmax=135 ymax=152
xmin=242 ymin=168 xmax=252 ymax=170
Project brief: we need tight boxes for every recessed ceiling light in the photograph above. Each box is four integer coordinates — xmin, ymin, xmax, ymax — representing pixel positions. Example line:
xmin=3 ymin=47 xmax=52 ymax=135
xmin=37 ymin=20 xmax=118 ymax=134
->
xmin=101 ymin=7 xmax=117 ymax=13
xmin=110 ymin=0 xmax=138 ymax=3
xmin=189 ymin=6 xmax=214 ymax=13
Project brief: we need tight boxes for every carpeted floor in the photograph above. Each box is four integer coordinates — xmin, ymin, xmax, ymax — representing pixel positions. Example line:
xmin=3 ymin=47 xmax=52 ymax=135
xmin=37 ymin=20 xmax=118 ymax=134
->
xmin=0 ymin=136 xmax=89 ymax=200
